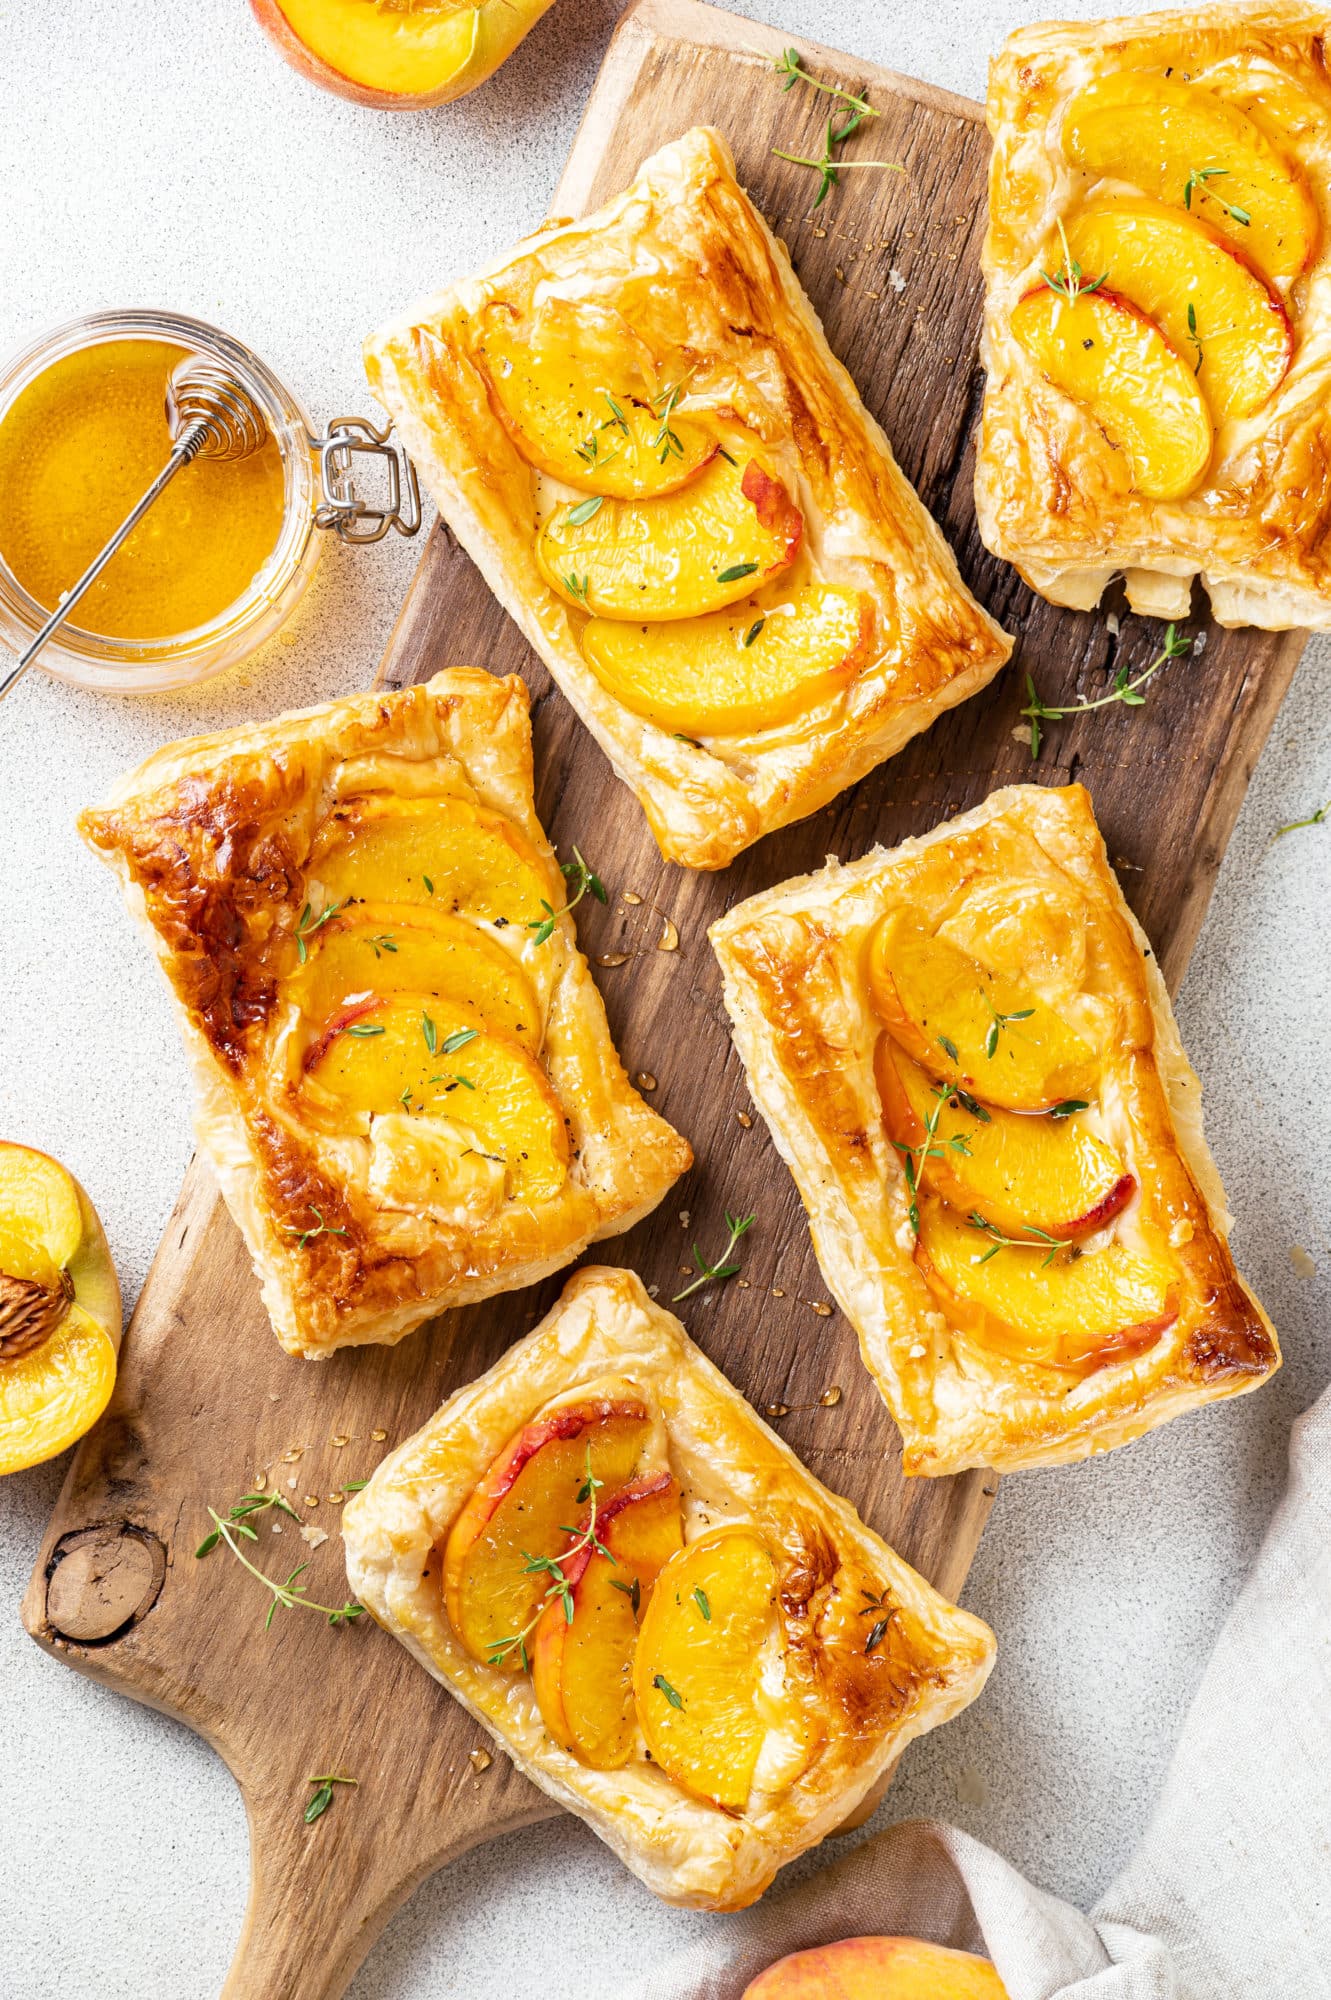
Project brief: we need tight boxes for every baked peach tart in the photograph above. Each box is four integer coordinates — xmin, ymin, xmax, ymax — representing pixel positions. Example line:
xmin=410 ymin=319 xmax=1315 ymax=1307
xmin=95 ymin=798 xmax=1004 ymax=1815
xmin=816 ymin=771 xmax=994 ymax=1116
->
xmin=711 ymin=784 xmax=1278 ymax=1475
xmin=342 ymin=1265 xmax=995 ymax=1910
xmin=364 ymin=127 xmax=1011 ymax=870
xmin=978 ymin=2 xmax=1331 ymax=627
xmin=79 ymin=672 xmax=689 ymax=1357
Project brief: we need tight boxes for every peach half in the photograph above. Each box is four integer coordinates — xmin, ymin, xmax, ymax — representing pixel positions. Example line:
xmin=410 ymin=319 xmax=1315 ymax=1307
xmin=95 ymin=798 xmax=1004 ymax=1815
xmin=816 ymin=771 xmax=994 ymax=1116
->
xmin=250 ymin=0 xmax=554 ymax=111
xmin=581 ymin=583 xmax=873 ymax=738
xmin=0 ymin=1142 xmax=121 ymax=1476
xmin=1064 ymin=199 xmax=1293 ymax=421
xmin=443 ymin=1399 xmax=655 ymax=1668
xmin=876 ymin=1040 xmax=1133 ymax=1241
xmin=869 ymin=910 xmax=1099 ymax=1114
xmin=915 ymin=1195 xmax=1178 ymax=1369
xmin=531 ymin=1471 xmax=682 ymax=1767
xmin=742 ymin=1935 xmax=1009 ymax=2000
xmin=1010 ymin=284 xmax=1213 ymax=501
xmin=537 ymin=454 xmax=802 ymax=621
xmin=307 ymin=794 xmax=557 ymax=928
xmin=1062 ymin=71 xmax=1318 ymax=283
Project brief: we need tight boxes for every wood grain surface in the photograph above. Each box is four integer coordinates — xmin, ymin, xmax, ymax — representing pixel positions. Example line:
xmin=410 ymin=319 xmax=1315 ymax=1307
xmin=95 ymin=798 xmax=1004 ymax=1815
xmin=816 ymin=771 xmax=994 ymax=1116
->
xmin=22 ymin=4 xmax=1306 ymax=1996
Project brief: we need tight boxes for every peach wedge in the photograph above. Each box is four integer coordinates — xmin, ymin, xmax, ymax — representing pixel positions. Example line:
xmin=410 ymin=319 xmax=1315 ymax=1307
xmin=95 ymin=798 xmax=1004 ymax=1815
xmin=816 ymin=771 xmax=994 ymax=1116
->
xmin=1065 ymin=199 xmax=1292 ymax=421
xmin=443 ymin=1399 xmax=655 ymax=1668
xmin=876 ymin=1040 xmax=1133 ymax=1240
xmin=582 ymin=583 xmax=873 ymax=738
xmin=308 ymin=795 xmax=557 ymax=926
xmin=250 ymin=0 xmax=554 ymax=111
xmin=531 ymin=1471 xmax=683 ymax=1767
xmin=537 ymin=453 xmax=802 ymax=621
xmin=1011 ymin=284 xmax=1212 ymax=500
xmin=915 ymin=1196 xmax=1178 ymax=1370
xmin=1062 ymin=71 xmax=1318 ymax=283
xmin=743 ymin=1936 xmax=1009 ymax=2000
xmin=869 ymin=910 xmax=1099 ymax=1113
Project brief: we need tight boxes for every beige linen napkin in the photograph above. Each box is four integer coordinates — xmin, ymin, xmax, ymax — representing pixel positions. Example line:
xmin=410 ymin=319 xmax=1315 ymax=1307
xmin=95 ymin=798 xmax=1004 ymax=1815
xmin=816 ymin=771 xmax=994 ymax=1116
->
xmin=640 ymin=1388 xmax=1331 ymax=2000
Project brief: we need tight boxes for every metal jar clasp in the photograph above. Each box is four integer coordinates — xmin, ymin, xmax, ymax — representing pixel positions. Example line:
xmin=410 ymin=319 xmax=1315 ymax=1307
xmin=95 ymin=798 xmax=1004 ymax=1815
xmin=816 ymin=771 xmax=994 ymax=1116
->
xmin=310 ymin=416 xmax=422 ymax=544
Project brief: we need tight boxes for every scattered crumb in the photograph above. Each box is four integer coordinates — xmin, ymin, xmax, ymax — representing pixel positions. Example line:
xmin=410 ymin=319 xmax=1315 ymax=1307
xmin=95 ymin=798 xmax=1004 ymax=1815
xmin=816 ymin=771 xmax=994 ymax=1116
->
xmin=1105 ymin=612 xmax=1121 ymax=637
xmin=622 ymin=891 xmax=643 ymax=906
xmin=956 ymin=1766 xmax=988 ymax=1808
xmin=679 ymin=1210 xmax=690 ymax=1229
xmin=647 ymin=1284 xmax=659 ymax=1298
xmin=809 ymin=1302 xmax=833 ymax=1318
xmin=908 ymin=1342 xmax=927 ymax=1359
xmin=1011 ymin=724 xmax=1029 ymax=745
xmin=772 ymin=1287 xmax=786 ymax=1298
xmin=286 ymin=1476 xmax=298 ymax=1490
xmin=469 ymin=1747 xmax=492 ymax=1774
xmin=635 ymin=1072 xmax=658 ymax=1092
xmin=1289 ymin=1245 xmax=1317 ymax=1278
xmin=736 ymin=1111 xmax=753 ymax=1129
xmin=887 ymin=267 xmax=906 ymax=293
xmin=300 ymin=1525 xmax=328 ymax=1550
xmin=737 ymin=1279 xmax=751 ymax=1290
xmin=1192 ymin=631 xmax=1208 ymax=654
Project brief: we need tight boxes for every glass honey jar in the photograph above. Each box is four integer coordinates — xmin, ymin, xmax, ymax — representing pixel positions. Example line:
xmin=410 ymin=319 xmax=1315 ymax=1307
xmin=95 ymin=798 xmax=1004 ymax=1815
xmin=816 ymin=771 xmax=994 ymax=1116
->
xmin=0 ymin=309 xmax=420 ymax=694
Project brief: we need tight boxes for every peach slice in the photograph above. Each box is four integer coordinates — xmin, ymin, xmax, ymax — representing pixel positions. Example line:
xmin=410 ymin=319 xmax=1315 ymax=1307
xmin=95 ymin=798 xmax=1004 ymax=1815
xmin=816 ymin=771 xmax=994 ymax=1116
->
xmin=633 ymin=1526 xmax=779 ymax=1810
xmin=250 ymin=0 xmax=553 ymax=111
xmin=0 ymin=1142 xmax=121 ymax=1476
xmin=536 ymin=454 xmax=802 ymax=621
xmin=582 ymin=584 xmax=874 ymax=738
xmin=1199 ymin=58 xmax=1331 ymax=152
xmin=915 ymin=1195 xmax=1178 ymax=1369
xmin=288 ymin=905 xmax=540 ymax=1052
xmin=1010 ymin=284 xmax=1213 ymax=500
xmin=869 ymin=910 xmax=1099 ymax=1114
xmin=307 ymin=795 xmax=557 ymax=927
xmin=1064 ymin=199 xmax=1293 ymax=421
xmin=304 ymin=996 xmax=569 ymax=1203
xmin=742 ymin=1936 xmax=1009 ymax=2000
xmin=876 ymin=1040 xmax=1133 ymax=1240
xmin=1062 ymin=71 xmax=1318 ymax=282
xmin=476 ymin=299 xmax=716 ymax=499
xmin=531 ymin=1471 xmax=683 ymax=1767
xmin=443 ymin=1399 xmax=655 ymax=1669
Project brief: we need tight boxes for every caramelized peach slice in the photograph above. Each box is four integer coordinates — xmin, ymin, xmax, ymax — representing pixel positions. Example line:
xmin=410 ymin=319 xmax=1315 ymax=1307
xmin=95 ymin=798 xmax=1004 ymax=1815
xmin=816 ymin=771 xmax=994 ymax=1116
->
xmin=288 ymin=905 xmax=540 ymax=1051
xmin=1199 ymin=58 xmax=1331 ymax=151
xmin=531 ymin=1471 xmax=683 ymax=1767
xmin=915 ymin=1196 xmax=1178 ymax=1369
xmin=633 ymin=1526 xmax=780 ymax=1810
xmin=443 ymin=1400 xmax=655 ymax=1668
xmin=536 ymin=454 xmax=801 ymax=621
xmin=1062 ymin=71 xmax=1318 ymax=282
xmin=582 ymin=584 xmax=873 ymax=737
xmin=304 ymin=996 xmax=568 ymax=1203
xmin=476 ymin=299 xmax=715 ymax=498
xmin=869 ymin=910 xmax=1099 ymax=1113
xmin=1011 ymin=284 xmax=1212 ymax=500
xmin=1065 ymin=199 xmax=1293 ymax=421
xmin=308 ymin=796 xmax=556 ymax=926
xmin=876 ymin=1040 xmax=1133 ymax=1240
xmin=743 ymin=1936 xmax=1009 ymax=2000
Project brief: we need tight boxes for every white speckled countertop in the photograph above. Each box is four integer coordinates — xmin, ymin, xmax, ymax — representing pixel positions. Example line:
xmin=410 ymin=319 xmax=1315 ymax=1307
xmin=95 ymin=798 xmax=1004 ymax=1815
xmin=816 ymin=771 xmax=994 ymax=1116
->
xmin=2 ymin=3 xmax=1328 ymax=1995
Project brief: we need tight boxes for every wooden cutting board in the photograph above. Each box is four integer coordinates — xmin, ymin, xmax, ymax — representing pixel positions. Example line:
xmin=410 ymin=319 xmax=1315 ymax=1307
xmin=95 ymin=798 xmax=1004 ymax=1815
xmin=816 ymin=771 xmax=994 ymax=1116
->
xmin=23 ymin=3 xmax=1305 ymax=1995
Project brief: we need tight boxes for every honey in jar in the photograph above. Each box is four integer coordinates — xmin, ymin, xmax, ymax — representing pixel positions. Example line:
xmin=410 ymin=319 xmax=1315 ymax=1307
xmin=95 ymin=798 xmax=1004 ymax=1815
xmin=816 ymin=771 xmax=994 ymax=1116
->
xmin=0 ymin=338 xmax=287 ymax=641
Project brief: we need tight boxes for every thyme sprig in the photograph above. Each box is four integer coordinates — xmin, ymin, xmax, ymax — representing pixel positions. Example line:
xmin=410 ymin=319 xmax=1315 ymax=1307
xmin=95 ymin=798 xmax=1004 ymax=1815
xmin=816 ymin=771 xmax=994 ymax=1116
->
xmin=485 ymin=1449 xmax=614 ymax=1670
xmin=304 ymin=1773 xmax=358 ymax=1825
xmin=771 ymin=45 xmax=879 ymax=128
xmin=1039 ymin=216 xmax=1106 ymax=305
xmin=967 ymin=1210 xmax=1063 ymax=1269
xmin=1187 ymin=302 xmax=1204 ymax=373
xmin=674 ymin=1210 xmax=755 ymax=1301
xmin=649 ymin=378 xmax=690 ymax=464
xmin=526 ymin=846 xmax=607 ymax=945
xmin=860 ymin=1586 xmax=895 ymax=1657
xmin=981 ymin=991 xmax=1034 ymax=1061
xmin=773 ymin=114 xmax=903 ymax=212
xmin=1271 ymin=800 xmax=1330 ymax=841
xmin=282 ymin=1205 xmax=348 ymax=1251
xmin=295 ymin=898 xmax=345 ymax=964
xmin=894 ymin=1082 xmax=974 ymax=1235
xmin=1022 ymin=623 xmax=1191 ymax=758
xmin=1184 ymin=165 xmax=1251 ymax=227
xmin=196 ymin=1490 xmax=365 ymax=1632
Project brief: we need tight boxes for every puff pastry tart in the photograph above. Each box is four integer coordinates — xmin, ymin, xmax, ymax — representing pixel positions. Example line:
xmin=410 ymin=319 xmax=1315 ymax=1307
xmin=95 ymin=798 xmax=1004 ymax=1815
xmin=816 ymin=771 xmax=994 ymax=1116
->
xmin=364 ymin=127 xmax=1012 ymax=871
xmin=342 ymin=1264 xmax=995 ymax=1909
xmin=79 ymin=671 xmax=690 ymax=1357
xmin=978 ymin=3 xmax=1331 ymax=627
xmin=710 ymin=784 xmax=1279 ymax=1475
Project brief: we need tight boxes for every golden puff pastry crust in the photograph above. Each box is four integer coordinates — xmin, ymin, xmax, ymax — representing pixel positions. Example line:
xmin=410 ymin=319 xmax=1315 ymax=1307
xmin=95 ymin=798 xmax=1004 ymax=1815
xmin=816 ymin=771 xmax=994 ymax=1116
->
xmin=342 ymin=1264 xmax=995 ymax=1910
xmin=710 ymin=784 xmax=1278 ymax=1475
xmin=365 ymin=127 xmax=1011 ymax=870
xmin=978 ymin=3 xmax=1331 ymax=627
xmin=79 ymin=672 xmax=689 ymax=1357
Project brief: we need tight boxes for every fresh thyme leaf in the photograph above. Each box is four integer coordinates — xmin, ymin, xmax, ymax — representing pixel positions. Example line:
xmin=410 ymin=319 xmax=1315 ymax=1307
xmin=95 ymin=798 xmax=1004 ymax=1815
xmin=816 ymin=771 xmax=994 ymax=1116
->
xmin=770 ymin=44 xmax=879 ymax=127
xmin=196 ymin=1493 xmax=365 ymax=1631
xmin=345 ymin=1023 xmax=385 ymax=1039
xmin=653 ymin=1672 xmax=685 ymax=1710
xmin=294 ymin=898 xmax=345 ymax=965
xmin=601 ymin=394 xmax=630 ymax=435
xmin=937 ymin=1035 xmax=960 ymax=1065
xmin=717 ymin=561 xmax=759 ymax=584
xmin=1049 ymin=1099 xmax=1090 ymax=1119
xmin=611 ymin=1575 xmax=643 ymax=1616
xmin=673 ymin=1210 xmax=756 ymax=1301
xmin=772 ymin=113 xmax=903 ymax=212
xmin=1184 ymin=164 xmax=1250 ymax=226
xmin=368 ymin=934 xmax=397 ymax=958
xmin=1271 ymin=800 xmax=1330 ymax=841
xmin=421 ymin=1011 xmax=437 ymax=1056
xmin=525 ymin=845 xmax=607 ymax=943
xmin=422 ymin=874 xmax=434 ymax=895
xmin=304 ymin=1773 xmax=357 ymax=1825
xmin=1187 ymin=301 xmax=1203 ymax=373
xmin=716 ymin=445 xmax=737 ymax=465
xmin=342 ymin=1480 xmax=369 ymax=1493
xmin=967 ymin=1210 xmax=1063 ymax=1269
xmin=195 ymin=1530 xmax=220 ymax=1558
xmin=693 ymin=1585 xmax=711 ymax=1621
xmin=441 ymin=1027 xmax=477 ymax=1055
xmin=567 ymin=495 xmax=604 ymax=527
xmin=1038 ymin=217 xmax=1105 ymax=306
xmin=953 ymin=1090 xmax=991 ymax=1124
xmin=1021 ymin=623 xmax=1191 ymax=758
xmin=563 ymin=572 xmax=591 ymax=603
xmin=743 ymin=618 xmax=766 ymax=647
xmin=893 ymin=1080 xmax=963 ymax=1234
xmin=282 ymin=1204 xmax=349 ymax=1251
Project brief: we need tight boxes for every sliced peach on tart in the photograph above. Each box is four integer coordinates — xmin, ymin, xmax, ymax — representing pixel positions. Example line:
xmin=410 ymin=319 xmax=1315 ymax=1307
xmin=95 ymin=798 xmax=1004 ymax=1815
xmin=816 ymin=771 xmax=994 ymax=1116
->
xmin=536 ymin=453 xmax=802 ymax=621
xmin=914 ymin=1195 xmax=1178 ymax=1370
xmin=250 ymin=0 xmax=552 ymax=111
xmin=632 ymin=1525 xmax=782 ymax=1811
xmin=869 ymin=910 xmax=1099 ymax=1114
xmin=0 ymin=1142 xmax=121 ymax=1476
xmin=1064 ymin=198 xmax=1293 ymax=421
xmin=307 ymin=795 xmax=557 ymax=927
xmin=443 ymin=1399 xmax=656 ymax=1669
xmin=876 ymin=1040 xmax=1133 ymax=1241
xmin=531 ymin=1470 xmax=683 ymax=1767
xmin=1061 ymin=71 xmax=1318 ymax=283
xmin=1010 ymin=284 xmax=1213 ymax=500
xmin=1198 ymin=58 xmax=1331 ymax=152
xmin=288 ymin=905 xmax=541 ymax=1052
xmin=581 ymin=583 xmax=874 ymax=738
xmin=303 ymin=995 xmax=569 ymax=1203
xmin=475 ymin=299 xmax=715 ymax=499
xmin=742 ymin=1936 xmax=1010 ymax=2000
